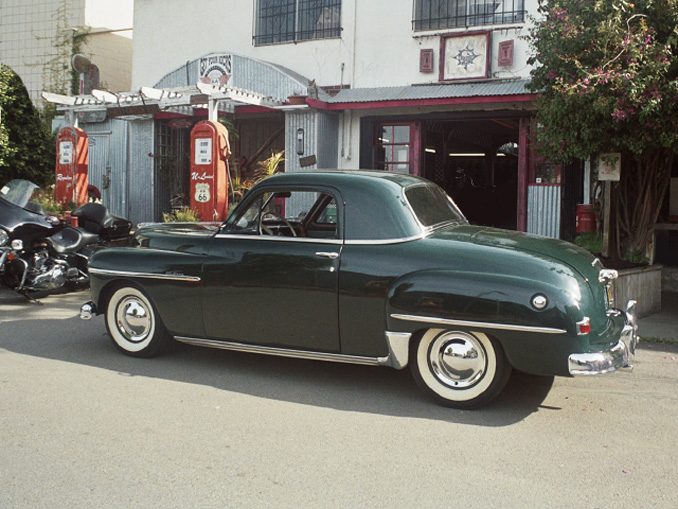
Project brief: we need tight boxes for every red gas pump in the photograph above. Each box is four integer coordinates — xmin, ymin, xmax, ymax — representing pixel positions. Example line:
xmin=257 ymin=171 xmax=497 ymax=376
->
xmin=55 ymin=127 xmax=89 ymax=208
xmin=189 ymin=120 xmax=230 ymax=221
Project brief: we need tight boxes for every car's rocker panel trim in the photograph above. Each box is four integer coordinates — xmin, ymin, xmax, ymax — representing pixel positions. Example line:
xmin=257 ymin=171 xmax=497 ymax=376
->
xmin=88 ymin=267 xmax=201 ymax=282
xmin=174 ymin=331 xmax=412 ymax=369
xmin=390 ymin=313 xmax=568 ymax=334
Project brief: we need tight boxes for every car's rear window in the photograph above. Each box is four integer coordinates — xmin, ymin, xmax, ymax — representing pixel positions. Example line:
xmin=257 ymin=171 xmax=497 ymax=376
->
xmin=405 ymin=184 xmax=467 ymax=228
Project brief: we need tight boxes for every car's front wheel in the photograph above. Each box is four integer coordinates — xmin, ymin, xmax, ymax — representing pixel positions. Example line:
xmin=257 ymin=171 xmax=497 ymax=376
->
xmin=410 ymin=329 xmax=511 ymax=409
xmin=105 ymin=285 xmax=169 ymax=358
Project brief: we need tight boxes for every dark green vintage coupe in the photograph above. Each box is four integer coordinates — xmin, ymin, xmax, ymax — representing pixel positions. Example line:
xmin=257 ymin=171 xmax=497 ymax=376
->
xmin=81 ymin=170 xmax=638 ymax=408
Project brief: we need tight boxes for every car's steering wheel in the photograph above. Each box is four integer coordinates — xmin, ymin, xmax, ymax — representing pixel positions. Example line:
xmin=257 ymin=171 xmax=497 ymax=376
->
xmin=259 ymin=212 xmax=297 ymax=237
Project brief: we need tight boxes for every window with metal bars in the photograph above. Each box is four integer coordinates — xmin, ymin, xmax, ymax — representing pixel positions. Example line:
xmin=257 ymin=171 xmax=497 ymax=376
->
xmin=254 ymin=0 xmax=341 ymax=46
xmin=412 ymin=0 xmax=525 ymax=31
xmin=153 ymin=120 xmax=190 ymax=217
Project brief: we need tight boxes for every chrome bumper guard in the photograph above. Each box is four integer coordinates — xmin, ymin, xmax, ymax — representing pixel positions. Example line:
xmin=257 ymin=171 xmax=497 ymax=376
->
xmin=80 ymin=301 xmax=97 ymax=320
xmin=568 ymin=300 xmax=639 ymax=376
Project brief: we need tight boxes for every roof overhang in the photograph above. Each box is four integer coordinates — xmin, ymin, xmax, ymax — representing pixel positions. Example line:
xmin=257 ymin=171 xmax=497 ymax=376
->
xmin=305 ymin=78 xmax=536 ymax=111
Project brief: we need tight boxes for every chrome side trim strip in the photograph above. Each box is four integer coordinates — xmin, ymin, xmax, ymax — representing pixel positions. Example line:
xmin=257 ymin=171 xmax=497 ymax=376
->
xmin=214 ymin=234 xmax=342 ymax=245
xmin=89 ymin=267 xmax=201 ymax=282
xmin=344 ymin=233 xmax=427 ymax=246
xmin=390 ymin=313 xmax=567 ymax=335
xmin=174 ymin=336 xmax=391 ymax=366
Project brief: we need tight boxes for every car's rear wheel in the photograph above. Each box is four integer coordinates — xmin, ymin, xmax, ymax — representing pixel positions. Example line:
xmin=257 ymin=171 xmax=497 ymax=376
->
xmin=105 ymin=285 xmax=169 ymax=358
xmin=410 ymin=328 xmax=511 ymax=409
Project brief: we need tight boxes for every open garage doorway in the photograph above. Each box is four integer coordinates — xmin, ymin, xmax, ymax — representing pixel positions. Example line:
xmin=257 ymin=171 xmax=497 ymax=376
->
xmin=422 ymin=118 xmax=521 ymax=230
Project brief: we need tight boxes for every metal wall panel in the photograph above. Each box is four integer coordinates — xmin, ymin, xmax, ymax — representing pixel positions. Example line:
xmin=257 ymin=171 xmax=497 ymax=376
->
xmin=82 ymin=118 xmax=130 ymax=219
xmin=527 ymin=185 xmax=561 ymax=238
xmin=87 ymin=132 xmax=109 ymax=202
xmin=316 ymin=111 xmax=339 ymax=169
xmin=127 ymin=119 xmax=156 ymax=226
xmin=108 ymin=119 xmax=130 ymax=218
xmin=285 ymin=110 xmax=318 ymax=173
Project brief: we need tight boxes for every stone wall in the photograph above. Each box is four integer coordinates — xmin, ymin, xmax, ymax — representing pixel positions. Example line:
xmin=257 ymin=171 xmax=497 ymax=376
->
xmin=662 ymin=267 xmax=678 ymax=293
xmin=613 ymin=265 xmax=663 ymax=318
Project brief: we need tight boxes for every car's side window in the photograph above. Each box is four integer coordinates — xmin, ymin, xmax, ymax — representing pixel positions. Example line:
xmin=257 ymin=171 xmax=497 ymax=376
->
xmin=229 ymin=194 xmax=264 ymax=234
xmin=226 ymin=189 xmax=340 ymax=239
xmin=315 ymin=198 xmax=338 ymax=225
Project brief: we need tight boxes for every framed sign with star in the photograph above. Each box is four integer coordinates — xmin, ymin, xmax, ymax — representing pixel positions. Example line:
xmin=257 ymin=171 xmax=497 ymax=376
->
xmin=440 ymin=32 xmax=491 ymax=81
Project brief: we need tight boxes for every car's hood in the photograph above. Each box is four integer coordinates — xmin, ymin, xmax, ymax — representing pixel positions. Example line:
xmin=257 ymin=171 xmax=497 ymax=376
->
xmin=133 ymin=222 xmax=219 ymax=252
xmin=432 ymin=224 xmax=602 ymax=283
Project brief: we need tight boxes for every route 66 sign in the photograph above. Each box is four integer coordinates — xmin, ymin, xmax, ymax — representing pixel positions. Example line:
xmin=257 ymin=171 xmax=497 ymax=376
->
xmin=194 ymin=183 xmax=211 ymax=203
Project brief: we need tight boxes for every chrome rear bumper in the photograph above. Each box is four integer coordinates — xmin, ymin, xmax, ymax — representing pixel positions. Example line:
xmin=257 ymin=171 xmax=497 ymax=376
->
xmin=568 ymin=300 xmax=639 ymax=375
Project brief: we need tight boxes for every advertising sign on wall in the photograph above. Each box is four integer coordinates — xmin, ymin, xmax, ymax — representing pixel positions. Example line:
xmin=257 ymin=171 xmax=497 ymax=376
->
xmin=199 ymin=54 xmax=232 ymax=85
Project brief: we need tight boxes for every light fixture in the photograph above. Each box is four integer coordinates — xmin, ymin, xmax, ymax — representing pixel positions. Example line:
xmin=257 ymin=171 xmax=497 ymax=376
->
xmin=296 ymin=128 xmax=304 ymax=155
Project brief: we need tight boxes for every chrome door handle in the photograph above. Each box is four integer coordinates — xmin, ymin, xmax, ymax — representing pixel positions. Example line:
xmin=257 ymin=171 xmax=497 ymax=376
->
xmin=315 ymin=251 xmax=339 ymax=259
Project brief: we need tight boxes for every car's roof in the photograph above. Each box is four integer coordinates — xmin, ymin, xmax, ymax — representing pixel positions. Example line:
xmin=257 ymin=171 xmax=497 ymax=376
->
xmin=248 ymin=170 xmax=433 ymax=241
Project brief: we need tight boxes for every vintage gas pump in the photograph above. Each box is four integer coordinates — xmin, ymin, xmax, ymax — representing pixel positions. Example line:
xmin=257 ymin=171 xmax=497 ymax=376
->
xmin=55 ymin=126 xmax=89 ymax=207
xmin=189 ymin=120 xmax=230 ymax=221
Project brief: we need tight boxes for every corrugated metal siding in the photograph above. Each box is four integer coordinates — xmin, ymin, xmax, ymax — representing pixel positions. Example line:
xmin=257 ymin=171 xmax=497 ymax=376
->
xmin=285 ymin=110 xmax=318 ymax=173
xmin=316 ymin=111 xmax=339 ymax=169
xmin=284 ymin=110 xmax=318 ymax=216
xmin=154 ymin=53 xmax=307 ymax=103
xmin=527 ymin=185 xmax=561 ymax=238
xmin=81 ymin=118 xmax=130 ymax=218
xmin=108 ymin=119 xmax=130 ymax=218
xmin=127 ymin=120 xmax=155 ymax=226
xmin=284 ymin=109 xmax=339 ymax=172
xmin=87 ymin=133 xmax=109 ymax=201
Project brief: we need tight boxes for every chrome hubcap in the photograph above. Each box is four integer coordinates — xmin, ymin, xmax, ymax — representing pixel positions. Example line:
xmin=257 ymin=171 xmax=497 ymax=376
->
xmin=429 ymin=331 xmax=487 ymax=389
xmin=116 ymin=296 xmax=152 ymax=343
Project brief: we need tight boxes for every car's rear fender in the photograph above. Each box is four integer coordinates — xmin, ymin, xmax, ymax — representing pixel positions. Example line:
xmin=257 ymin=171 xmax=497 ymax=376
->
xmin=385 ymin=269 xmax=590 ymax=376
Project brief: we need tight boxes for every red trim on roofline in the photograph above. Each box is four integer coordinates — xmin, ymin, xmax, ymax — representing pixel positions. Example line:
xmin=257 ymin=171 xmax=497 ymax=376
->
xmin=306 ymin=94 xmax=536 ymax=111
xmin=191 ymin=105 xmax=279 ymax=117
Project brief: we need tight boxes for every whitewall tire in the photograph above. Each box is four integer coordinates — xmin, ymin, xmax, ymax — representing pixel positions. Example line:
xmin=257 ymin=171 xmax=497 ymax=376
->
xmin=410 ymin=329 xmax=511 ymax=409
xmin=105 ymin=286 xmax=169 ymax=358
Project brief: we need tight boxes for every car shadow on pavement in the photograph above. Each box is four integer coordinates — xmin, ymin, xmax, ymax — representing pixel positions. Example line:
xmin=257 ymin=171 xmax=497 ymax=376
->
xmin=1 ymin=322 xmax=555 ymax=426
xmin=0 ymin=293 xmax=555 ymax=426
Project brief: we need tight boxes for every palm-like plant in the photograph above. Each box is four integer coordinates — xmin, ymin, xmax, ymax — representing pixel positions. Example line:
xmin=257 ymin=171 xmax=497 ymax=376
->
xmin=253 ymin=151 xmax=285 ymax=182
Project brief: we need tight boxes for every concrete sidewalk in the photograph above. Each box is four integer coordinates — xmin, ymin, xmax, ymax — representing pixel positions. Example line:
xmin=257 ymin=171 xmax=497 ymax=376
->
xmin=638 ymin=291 xmax=678 ymax=341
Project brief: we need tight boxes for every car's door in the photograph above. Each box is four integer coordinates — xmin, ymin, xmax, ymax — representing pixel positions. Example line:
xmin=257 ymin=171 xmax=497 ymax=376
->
xmin=201 ymin=187 xmax=342 ymax=352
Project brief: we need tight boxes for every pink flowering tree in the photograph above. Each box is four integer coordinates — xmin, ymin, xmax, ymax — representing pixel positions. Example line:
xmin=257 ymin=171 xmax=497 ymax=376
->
xmin=527 ymin=0 xmax=678 ymax=260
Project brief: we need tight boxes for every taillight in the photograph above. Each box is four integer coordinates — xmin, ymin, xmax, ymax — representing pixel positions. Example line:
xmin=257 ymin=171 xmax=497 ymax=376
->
xmin=577 ymin=317 xmax=591 ymax=335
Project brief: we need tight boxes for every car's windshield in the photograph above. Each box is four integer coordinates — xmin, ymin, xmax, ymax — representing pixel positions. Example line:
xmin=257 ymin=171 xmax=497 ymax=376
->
xmin=405 ymin=184 xmax=467 ymax=228
xmin=0 ymin=179 xmax=40 ymax=209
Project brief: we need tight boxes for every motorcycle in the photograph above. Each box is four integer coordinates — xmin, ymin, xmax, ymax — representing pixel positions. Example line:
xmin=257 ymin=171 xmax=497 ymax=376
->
xmin=0 ymin=179 xmax=131 ymax=295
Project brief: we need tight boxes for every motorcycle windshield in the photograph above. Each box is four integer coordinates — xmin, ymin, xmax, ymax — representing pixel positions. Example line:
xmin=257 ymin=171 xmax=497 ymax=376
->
xmin=0 ymin=179 xmax=40 ymax=209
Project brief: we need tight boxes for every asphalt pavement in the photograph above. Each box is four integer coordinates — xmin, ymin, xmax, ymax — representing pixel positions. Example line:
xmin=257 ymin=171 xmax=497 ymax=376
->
xmin=1 ymin=287 xmax=677 ymax=508
xmin=638 ymin=291 xmax=678 ymax=341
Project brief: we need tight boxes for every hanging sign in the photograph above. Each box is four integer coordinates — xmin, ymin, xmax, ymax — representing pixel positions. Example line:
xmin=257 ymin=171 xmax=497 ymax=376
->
xmin=597 ymin=153 xmax=621 ymax=181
